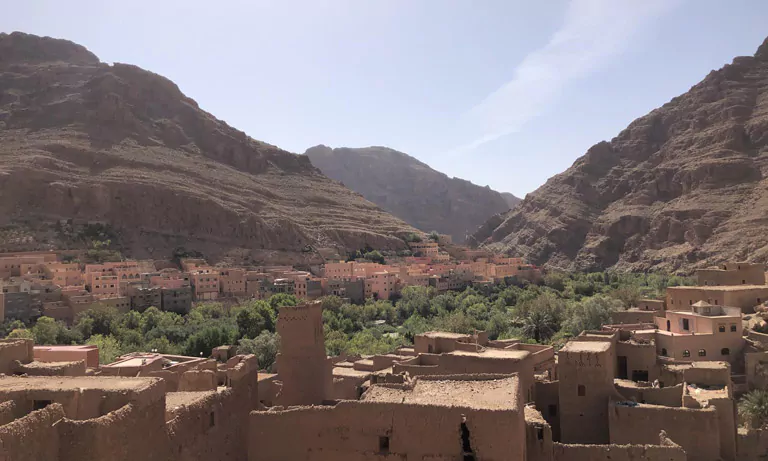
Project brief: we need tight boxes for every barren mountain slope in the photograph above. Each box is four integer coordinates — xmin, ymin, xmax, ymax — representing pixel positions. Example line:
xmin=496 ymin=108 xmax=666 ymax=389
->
xmin=306 ymin=145 xmax=518 ymax=242
xmin=0 ymin=32 xmax=415 ymax=263
xmin=470 ymin=37 xmax=768 ymax=272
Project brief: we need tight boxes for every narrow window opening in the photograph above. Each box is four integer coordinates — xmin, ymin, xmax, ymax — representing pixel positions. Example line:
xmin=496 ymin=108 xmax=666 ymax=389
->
xmin=683 ymin=350 xmax=690 ymax=358
xmin=537 ymin=427 xmax=544 ymax=440
xmin=698 ymin=349 xmax=706 ymax=357
xmin=378 ymin=436 xmax=390 ymax=454
xmin=722 ymin=348 xmax=730 ymax=356
xmin=661 ymin=348 xmax=667 ymax=356
xmin=731 ymin=324 xmax=737 ymax=332
xmin=719 ymin=324 xmax=725 ymax=333
xmin=460 ymin=420 xmax=476 ymax=461
xmin=578 ymin=385 xmax=586 ymax=396
xmin=548 ymin=404 xmax=558 ymax=417
xmin=209 ymin=411 xmax=215 ymax=427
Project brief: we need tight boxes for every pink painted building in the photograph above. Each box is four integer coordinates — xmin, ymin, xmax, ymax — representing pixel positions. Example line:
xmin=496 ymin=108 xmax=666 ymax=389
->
xmin=34 ymin=344 xmax=99 ymax=368
xmin=190 ymin=267 xmax=220 ymax=300
xmin=220 ymin=268 xmax=247 ymax=297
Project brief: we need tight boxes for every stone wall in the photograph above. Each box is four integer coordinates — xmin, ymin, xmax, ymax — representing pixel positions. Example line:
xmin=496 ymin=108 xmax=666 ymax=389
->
xmin=0 ymin=338 xmax=33 ymax=373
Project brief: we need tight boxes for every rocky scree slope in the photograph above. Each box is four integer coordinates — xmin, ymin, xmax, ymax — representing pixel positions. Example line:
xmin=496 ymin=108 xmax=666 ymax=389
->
xmin=470 ymin=37 xmax=768 ymax=272
xmin=0 ymin=32 xmax=415 ymax=262
xmin=305 ymin=145 xmax=519 ymax=242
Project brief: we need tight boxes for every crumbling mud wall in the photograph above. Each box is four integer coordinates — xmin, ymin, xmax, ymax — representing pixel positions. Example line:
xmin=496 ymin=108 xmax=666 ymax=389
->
xmin=552 ymin=442 xmax=686 ymax=461
xmin=614 ymin=382 xmax=683 ymax=407
xmin=609 ymin=402 xmax=719 ymax=461
xmin=0 ymin=403 xmax=64 ymax=461
xmin=58 ymin=401 xmax=171 ymax=461
xmin=16 ymin=360 xmax=86 ymax=376
xmin=250 ymin=400 xmax=525 ymax=461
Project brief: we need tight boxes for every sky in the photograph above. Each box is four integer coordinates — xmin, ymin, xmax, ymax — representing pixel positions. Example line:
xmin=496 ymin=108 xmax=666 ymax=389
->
xmin=2 ymin=1 xmax=768 ymax=197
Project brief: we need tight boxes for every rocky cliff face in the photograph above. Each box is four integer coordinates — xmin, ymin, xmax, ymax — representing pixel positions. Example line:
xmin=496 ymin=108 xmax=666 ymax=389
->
xmin=305 ymin=145 xmax=518 ymax=242
xmin=0 ymin=32 xmax=415 ymax=263
xmin=470 ymin=37 xmax=768 ymax=272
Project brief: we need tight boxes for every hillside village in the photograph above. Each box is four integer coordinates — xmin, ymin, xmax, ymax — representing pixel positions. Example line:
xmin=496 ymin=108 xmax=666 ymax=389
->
xmin=0 ymin=259 xmax=768 ymax=459
xmin=0 ymin=236 xmax=540 ymax=324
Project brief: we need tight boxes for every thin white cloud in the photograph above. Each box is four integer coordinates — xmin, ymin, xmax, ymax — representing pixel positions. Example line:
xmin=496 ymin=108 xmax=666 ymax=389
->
xmin=457 ymin=0 xmax=679 ymax=153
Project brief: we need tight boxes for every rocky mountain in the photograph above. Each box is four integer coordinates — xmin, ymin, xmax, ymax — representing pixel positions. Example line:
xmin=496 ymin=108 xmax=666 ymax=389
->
xmin=305 ymin=145 xmax=518 ymax=242
xmin=500 ymin=192 xmax=522 ymax=209
xmin=470 ymin=37 xmax=768 ymax=272
xmin=0 ymin=32 xmax=416 ymax=264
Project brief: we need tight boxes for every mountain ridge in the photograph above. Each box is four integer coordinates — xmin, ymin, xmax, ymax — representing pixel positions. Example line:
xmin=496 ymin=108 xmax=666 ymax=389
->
xmin=305 ymin=144 xmax=519 ymax=242
xmin=470 ymin=36 xmax=768 ymax=272
xmin=0 ymin=32 xmax=416 ymax=264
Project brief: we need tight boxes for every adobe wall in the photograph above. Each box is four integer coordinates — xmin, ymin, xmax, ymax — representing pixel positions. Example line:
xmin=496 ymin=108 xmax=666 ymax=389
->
xmin=438 ymin=353 xmax=535 ymax=402
xmin=616 ymin=341 xmax=659 ymax=382
xmin=0 ymin=339 xmax=33 ymax=373
xmin=609 ymin=401 xmax=720 ymax=461
xmin=736 ymin=427 xmax=768 ymax=460
xmin=534 ymin=379 xmax=561 ymax=441
xmin=178 ymin=370 xmax=217 ymax=391
xmin=275 ymin=302 xmax=332 ymax=405
xmin=145 ymin=369 xmax=181 ymax=392
xmin=249 ymin=400 xmax=525 ymax=461
xmin=552 ymin=442 xmax=686 ymax=461
xmin=58 ymin=401 xmax=171 ymax=461
xmin=0 ymin=400 xmax=16 ymax=425
xmin=558 ymin=343 xmax=620 ymax=444
xmin=745 ymin=350 xmax=768 ymax=390
xmin=0 ymin=402 xmax=65 ymax=461
xmin=614 ymin=382 xmax=683 ymax=407
xmin=526 ymin=406 xmax=554 ymax=461
xmin=16 ymin=360 xmax=87 ymax=376
xmin=166 ymin=383 xmax=254 ymax=461
xmin=611 ymin=310 xmax=657 ymax=324
xmin=655 ymin=331 xmax=743 ymax=364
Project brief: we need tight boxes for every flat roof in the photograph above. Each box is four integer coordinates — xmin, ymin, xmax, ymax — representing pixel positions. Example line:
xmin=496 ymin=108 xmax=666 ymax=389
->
xmin=332 ymin=367 xmax=371 ymax=378
xmin=166 ymin=391 xmax=215 ymax=409
xmin=420 ymin=331 xmax=470 ymax=339
xmin=560 ymin=341 xmax=611 ymax=353
xmin=0 ymin=376 xmax=158 ymax=392
xmin=363 ymin=376 xmax=519 ymax=410
xmin=34 ymin=345 xmax=97 ymax=352
xmin=447 ymin=349 xmax=530 ymax=360
xmin=667 ymin=285 xmax=768 ymax=291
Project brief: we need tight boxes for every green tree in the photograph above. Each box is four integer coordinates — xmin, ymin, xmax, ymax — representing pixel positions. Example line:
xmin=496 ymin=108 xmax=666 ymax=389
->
xmin=268 ymin=293 xmax=299 ymax=310
xmin=397 ymin=286 xmax=433 ymax=319
xmin=236 ymin=300 xmax=275 ymax=339
xmin=87 ymin=334 xmax=121 ymax=365
xmin=237 ymin=331 xmax=280 ymax=371
xmin=562 ymin=295 xmax=622 ymax=336
xmin=184 ymin=325 xmax=236 ymax=357
xmin=521 ymin=309 xmax=557 ymax=343
xmin=363 ymin=250 xmax=386 ymax=264
xmin=739 ymin=390 xmax=768 ymax=429
xmin=611 ymin=285 xmax=640 ymax=309
xmin=7 ymin=328 xmax=33 ymax=340
xmin=31 ymin=316 xmax=61 ymax=345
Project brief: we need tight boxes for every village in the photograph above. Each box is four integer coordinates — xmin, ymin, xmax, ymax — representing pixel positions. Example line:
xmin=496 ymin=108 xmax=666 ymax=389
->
xmin=0 ymin=236 xmax=541 ymax=325
xmin=0 ymin=239 xmax=767 ymax=460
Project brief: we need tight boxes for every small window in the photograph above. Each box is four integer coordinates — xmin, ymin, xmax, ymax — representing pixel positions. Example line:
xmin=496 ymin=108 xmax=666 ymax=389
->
xmin=537 ymin=427 xmax=544 ymax=440
xmin=33 ymin=400 xmax=52 ymax=411
xmin=578 ymin=385 xmax=586 ymax=396
xmin=683 ymin=350 xmax=690 ymax=358
xmin=689 ymin=300 xmax=692 ymax=305
xmin=209 ymin=412 xmax=215 ymax=427
xmin=661 ymin=348 xmax=668 ymax=356
xmin=743 ymin=280 xmax=746 ymax=284
xmin=719 ymin=324 xmax=726 ymax=333
xmin=379 ymin=436 xmax=390 ymax=454
xmin=682 ymin=319 xmax=690 ymax=331
xmin=548 ymin=404 xmax=558 ymax=417
xmin=715 ymin=299 xmax=719 ymax=305
xmin=731 ymin=324 xmax=737 ymax=332
xmin=721 ymin=348 xmax=730 ymax=356
xmin=698 ymin=349 xmax=706 ymax=357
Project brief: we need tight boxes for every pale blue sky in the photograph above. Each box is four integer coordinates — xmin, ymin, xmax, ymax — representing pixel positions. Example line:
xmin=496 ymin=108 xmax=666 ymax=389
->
xmin=3 ymin=1 xmax=768 ymax=197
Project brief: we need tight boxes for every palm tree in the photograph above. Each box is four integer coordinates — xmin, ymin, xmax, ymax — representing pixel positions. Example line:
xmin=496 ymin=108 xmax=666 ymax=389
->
xmin=739 ymin=390 xmax=768 ymax=429
xmin=521 ymin=309 xmax=557 ymax=343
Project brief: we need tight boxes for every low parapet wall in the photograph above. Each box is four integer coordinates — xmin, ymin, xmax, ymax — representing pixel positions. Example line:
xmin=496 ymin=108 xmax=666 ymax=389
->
xmin=614 ymin=382 xmax=683 ymax=407
xmin=553 ymin=441 xmax=685 ymax=461
xmin=0 ymin=403 xmax=64 ymax=461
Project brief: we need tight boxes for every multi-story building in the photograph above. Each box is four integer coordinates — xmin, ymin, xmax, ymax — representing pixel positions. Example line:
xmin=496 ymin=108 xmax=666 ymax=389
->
xmin=189 ymin=268 xmax=220 ymax=301
xmin=219 ymin=268 xmax=247 ymax=297
xmin=161 ymin=286 xmax=193 ymax=314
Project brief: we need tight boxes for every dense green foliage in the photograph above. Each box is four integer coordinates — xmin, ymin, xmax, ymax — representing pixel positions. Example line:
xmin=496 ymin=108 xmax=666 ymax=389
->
xmin=739 ymin=390 xmax=768 ymax=429
xmin=2 ymin=271 xmax=693 ymax=370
